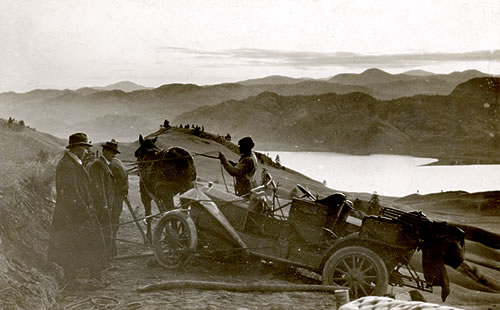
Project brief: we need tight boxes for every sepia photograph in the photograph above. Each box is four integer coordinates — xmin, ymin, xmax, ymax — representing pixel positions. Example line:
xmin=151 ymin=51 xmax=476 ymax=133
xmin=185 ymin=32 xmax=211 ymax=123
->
xmin=0 ymin=0 xmax=499 ymax=309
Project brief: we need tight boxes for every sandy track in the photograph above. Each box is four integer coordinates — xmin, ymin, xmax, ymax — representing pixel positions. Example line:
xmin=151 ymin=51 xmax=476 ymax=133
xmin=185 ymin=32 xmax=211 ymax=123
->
xmin=52 ymin=176 xmax=500 ymax=310
xmin=53 ymin=175 xmax=339 ymax=309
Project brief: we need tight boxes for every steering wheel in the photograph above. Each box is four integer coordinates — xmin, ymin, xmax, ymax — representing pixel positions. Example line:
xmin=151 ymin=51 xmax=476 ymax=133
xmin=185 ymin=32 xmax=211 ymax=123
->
xmin=296 ymin=184 xmax=316 ymax=201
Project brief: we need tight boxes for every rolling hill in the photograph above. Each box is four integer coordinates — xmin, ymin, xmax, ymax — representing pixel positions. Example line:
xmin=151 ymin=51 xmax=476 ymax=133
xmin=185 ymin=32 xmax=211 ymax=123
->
xmin=236 ymin=75 xmax=311 ymax=85
xmin=91 ymin=81 xmax=151 ymax=92
xmin=329 ymin=68 xmax=490 ymax=99
xmin=0 ymin=118 xmax=65 ymax=162
xmin=329 ymin=68 xmax=414 ymax=85
xmin=329 ymin=68 xmax=488 ymax=86
xmin=175 ymin=77 xmax=500 ymax=163
xmin=402 ymin=69 xmax=435 ymax=76
xmin=0 ymin=69 xmax=493 ymax=145
xmin=0 ymin=80 xmax=372 ymax=142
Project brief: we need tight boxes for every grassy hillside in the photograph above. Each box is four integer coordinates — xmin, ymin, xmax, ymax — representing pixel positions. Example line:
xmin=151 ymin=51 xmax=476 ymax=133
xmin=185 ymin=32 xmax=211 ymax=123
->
xmin=0 ymin=125 xmax=499 ymax=308
xmin=119 ymin=127 xmax=337 ymax=200
xmin=0 ymin=121 xmax=61 ymax=309
xmin=0 ymin=119 xmax=65 ymax=175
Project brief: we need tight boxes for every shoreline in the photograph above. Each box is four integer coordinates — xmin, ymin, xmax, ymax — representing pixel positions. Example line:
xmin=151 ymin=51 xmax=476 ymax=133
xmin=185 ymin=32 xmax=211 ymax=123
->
xmin=257 ymin=147 xmax=500 ymax=166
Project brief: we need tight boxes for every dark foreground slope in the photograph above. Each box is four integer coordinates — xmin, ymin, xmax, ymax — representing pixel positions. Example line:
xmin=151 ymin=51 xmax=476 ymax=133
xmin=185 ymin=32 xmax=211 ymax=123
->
xmin=0 ymin=121 xmax=64 ymax=309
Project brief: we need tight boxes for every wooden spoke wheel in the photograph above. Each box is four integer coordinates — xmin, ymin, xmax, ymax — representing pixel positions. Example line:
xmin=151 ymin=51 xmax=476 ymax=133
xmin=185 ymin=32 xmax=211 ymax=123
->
xmin=153 ymin=210 xmax=198 ymax=269
xmin=322 ymin=246 xmax=388 ymax=299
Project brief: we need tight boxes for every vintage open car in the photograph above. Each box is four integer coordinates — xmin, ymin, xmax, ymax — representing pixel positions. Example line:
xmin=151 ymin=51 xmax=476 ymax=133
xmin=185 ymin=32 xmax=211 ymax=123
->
xmin=152 ymin=177 xmax=465 ymax=299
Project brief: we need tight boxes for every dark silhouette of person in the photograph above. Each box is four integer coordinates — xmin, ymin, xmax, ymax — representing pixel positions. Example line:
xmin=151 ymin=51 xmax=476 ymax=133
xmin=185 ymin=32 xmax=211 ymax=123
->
xmin=48 ymin=133 xmax=106 ymax=285
xmin=88 ymin=140 xmax=120 ymax=261
xmin=109 ymin=149 xmax=128 ymax=257
xmin=218 ymin=137 xmax=258 ymax=196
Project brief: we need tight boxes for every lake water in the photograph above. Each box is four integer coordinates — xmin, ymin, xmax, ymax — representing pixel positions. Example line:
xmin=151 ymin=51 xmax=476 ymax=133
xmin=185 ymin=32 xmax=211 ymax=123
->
xmin=263 ymin=151 xmax=500 ymax=197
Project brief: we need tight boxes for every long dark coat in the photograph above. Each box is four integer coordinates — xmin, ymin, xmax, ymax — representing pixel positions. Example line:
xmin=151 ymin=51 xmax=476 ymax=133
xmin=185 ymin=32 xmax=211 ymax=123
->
xmin=109 ymin=158 xmax=128 ymax=256
xmin=110 ymin=158 xmax=128 ymax=197
xmin=48 ymin=151 xmax=105 ymax=269
xmin=88 ymin=156 xmax=115 ymax=211
xmin=88 ymin=156 xmax=115 ymax=258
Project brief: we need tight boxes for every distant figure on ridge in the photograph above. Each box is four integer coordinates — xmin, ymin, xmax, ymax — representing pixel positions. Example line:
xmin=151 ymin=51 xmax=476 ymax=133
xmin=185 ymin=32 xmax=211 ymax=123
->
xmin=218 ymin=136 xmax=258 ymax=196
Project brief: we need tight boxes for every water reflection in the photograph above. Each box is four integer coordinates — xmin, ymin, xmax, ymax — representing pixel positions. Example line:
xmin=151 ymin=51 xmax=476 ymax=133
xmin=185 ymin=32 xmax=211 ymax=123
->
xmin=263 ymin=151 xmax=500 ymax=197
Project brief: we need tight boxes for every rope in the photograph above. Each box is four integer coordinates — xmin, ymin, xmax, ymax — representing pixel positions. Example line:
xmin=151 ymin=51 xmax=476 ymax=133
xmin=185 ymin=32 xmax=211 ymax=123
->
xmin=220 ymin=164 xmax=230 ymax=193
xmin=122 ymin=151 xmax=219 ymax=178
xmin=122 ymin=151 xmax=219 ymax=165
xmin=192 ymin=152 xmax=219 ymax=159
xmin=125 ymin=149 xmax=233 ymax=195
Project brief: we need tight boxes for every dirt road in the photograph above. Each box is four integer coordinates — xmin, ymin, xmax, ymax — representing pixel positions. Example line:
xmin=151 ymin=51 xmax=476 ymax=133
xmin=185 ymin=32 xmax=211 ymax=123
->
xmin=53 ymin=176 xmax=339 ymax=310
xmin=51 ymin=176 xmax=500 ymax=310
xmin=55 ymin=256 xmax=339 ymax=309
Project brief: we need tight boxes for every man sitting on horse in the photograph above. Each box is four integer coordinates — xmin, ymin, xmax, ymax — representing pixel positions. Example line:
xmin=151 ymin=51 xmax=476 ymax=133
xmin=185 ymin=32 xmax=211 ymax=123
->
xmin=218 ymin=136 xmax=258 ymax=197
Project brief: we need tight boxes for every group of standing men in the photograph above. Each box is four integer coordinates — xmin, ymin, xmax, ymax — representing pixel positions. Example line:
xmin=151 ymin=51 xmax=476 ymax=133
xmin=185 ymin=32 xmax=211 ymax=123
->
xmin=48 ymin=132 xmax=259 ymax=286
xmin=47 ymin=132 xmax=128 ymax=286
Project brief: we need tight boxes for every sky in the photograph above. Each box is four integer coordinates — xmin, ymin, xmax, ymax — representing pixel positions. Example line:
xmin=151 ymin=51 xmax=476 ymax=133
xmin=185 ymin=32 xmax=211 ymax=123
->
xmin=1 ymin=0 xmax=499 ymax=93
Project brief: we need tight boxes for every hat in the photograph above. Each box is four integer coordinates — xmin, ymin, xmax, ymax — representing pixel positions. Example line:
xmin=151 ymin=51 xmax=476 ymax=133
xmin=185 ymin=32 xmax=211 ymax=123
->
xmin=66 ymin=132 xmax=92 ymax=149
xmin=238 ymin=137 xmax=255 ymax=149
xmin=102 ymin=139 xmax=120 ymax=154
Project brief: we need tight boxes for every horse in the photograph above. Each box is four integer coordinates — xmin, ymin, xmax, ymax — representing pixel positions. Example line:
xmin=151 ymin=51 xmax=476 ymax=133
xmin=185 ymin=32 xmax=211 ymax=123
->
xmin=134 ymin=134 xmax=197 ymax=240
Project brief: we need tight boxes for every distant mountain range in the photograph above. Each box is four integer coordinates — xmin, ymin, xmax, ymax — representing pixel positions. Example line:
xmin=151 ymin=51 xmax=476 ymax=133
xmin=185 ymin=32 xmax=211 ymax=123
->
xmin=0 ymin=69 xmax=494 ymax=146
xmin=238 ymin=69 xmax=491 ymax=100
xmin=175 ymin=77 xmax=500 ymax=163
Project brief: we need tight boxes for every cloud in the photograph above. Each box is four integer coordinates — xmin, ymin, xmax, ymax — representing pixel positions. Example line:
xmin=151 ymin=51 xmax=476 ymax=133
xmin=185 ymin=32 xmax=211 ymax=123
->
xmin=158 ymin=47 xmax=500 ymax=69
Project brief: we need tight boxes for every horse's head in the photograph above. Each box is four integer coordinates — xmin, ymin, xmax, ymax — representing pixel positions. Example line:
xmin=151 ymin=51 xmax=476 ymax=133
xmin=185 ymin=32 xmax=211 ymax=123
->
xmin=135 ymin=134 xmax=159 ymax=160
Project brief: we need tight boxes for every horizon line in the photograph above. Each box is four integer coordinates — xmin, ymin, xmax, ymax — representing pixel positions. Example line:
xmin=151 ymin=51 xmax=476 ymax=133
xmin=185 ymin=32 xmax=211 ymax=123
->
xmin=2 ymin=67 xmax=499 ymax=94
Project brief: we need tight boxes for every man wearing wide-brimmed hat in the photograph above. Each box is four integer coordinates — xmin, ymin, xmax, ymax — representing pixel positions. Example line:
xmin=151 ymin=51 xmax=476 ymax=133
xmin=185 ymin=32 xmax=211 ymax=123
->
xmin=218 ymin=136 xmax=259 ymax=196
xmin=48 ymin=133 xmax=106 ymax=286
xmin=88 ymin=139 xmax=120 ymax=262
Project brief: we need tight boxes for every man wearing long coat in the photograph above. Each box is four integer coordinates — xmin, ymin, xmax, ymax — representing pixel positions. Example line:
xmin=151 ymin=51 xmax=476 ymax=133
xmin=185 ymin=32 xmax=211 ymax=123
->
xmin=48 ymin=133 xmax=106 ymax=284
xmin=88 ymin=140 xmax=119 ymax=260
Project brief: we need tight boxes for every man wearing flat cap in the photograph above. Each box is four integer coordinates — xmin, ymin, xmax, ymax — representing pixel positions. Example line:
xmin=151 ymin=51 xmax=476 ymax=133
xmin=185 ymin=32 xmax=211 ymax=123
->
xmin=88 ymin=139 xmax=120 ymax=261
xmin=48 ymin=133 xmax=106 ymax=285
xmin=219 ymin=136 xmax=258 ymax=196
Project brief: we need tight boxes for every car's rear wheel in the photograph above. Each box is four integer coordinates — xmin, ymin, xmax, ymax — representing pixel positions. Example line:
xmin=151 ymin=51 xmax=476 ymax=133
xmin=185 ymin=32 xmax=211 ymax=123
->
xmin=322 ymin=246 xmax=388 ymax=299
